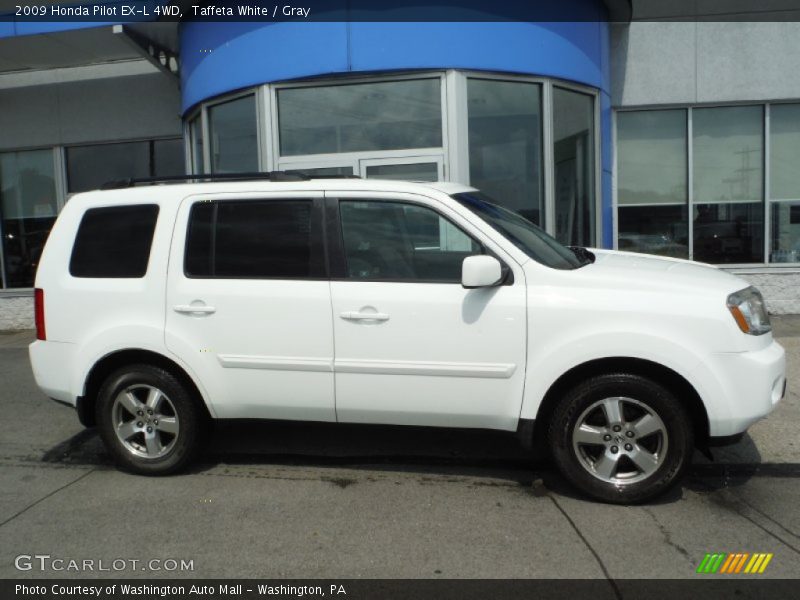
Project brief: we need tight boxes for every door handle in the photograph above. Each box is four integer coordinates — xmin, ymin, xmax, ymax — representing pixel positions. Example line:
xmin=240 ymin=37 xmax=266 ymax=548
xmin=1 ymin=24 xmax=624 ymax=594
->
xmin=340 ymin=311 xmax=390 ymax=322
xmin=173 ymin=304 xmax=216 ymax=315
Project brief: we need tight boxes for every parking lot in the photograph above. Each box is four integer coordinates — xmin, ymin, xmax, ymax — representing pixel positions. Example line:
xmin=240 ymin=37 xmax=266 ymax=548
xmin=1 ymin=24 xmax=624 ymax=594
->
xmin=1 ymin=320 xmax=799 ymax=581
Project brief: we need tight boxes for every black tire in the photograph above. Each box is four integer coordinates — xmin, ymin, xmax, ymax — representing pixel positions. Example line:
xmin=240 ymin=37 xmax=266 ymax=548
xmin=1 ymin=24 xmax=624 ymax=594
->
xmin=548 ymin=373 xmax=693 ymax=504
xmin=95 ymin=364 xmax=204 ymax=475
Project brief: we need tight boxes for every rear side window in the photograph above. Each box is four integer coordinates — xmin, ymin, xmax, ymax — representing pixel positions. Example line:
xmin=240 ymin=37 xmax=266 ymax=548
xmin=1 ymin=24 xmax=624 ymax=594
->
xmin=185 ymin=199 xmax=318 ymax=278
xmin=70 ymin=204 xmax=159 ymax=278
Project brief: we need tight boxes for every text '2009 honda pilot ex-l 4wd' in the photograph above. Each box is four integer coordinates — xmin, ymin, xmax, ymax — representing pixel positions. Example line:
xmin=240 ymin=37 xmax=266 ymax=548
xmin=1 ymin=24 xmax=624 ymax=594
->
xmin=30 ymin=175 xmax=786 ymax=503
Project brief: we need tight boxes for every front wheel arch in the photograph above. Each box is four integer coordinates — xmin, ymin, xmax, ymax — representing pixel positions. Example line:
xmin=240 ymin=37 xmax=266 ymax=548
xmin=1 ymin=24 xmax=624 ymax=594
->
xmin=532 ymin=357 xmax=709 ymax=458
xmin=80 ymin=349 xmax=212 ymax=428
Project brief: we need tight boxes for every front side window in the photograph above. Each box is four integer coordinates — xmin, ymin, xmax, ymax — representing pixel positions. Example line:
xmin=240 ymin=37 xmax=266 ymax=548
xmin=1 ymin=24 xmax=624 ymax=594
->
xmin=70 ymin=205 xmax=159 ymax=278
xmin=0 ymin=149 xmax=58 ymax=288
xmin=185 ymin=199 xmax=317 ymax=278
xmin=339 ymin=200 xmax=480 ymax=282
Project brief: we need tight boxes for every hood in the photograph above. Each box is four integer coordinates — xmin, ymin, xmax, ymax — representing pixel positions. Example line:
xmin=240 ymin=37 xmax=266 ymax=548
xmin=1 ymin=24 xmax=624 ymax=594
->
xmin=572 ymin=249 xmax=749 ymax=296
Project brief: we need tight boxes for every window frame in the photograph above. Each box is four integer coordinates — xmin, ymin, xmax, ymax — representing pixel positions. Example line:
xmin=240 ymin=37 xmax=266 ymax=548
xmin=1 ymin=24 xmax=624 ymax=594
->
xmin=182 ymin=196 xmax=327 ymax=281
xmin=614 ymin=100 xmax=800 ymax=270
xmin=326 ymin=195 xmax=514 ymax=285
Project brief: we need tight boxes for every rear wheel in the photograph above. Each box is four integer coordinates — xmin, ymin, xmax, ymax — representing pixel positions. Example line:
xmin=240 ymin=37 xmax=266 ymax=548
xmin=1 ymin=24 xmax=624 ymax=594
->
xmin=96 ymin=364 xmax=204 ymax=475
xmin=548 ymin=373 xmax=693 ymax=504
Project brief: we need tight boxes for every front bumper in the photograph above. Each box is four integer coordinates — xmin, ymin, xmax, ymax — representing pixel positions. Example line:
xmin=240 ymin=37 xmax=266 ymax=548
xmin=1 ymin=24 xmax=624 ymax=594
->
xmin=692 ymin=339 xmax=786 ymax=438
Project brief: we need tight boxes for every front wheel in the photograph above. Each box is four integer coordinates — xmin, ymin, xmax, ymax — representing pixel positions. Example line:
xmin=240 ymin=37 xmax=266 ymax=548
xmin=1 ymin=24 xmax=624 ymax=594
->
xmin=96 ymin=364 xmax=204 ymax=475
xmin=548 ymin=373 xmax=693 ymax=504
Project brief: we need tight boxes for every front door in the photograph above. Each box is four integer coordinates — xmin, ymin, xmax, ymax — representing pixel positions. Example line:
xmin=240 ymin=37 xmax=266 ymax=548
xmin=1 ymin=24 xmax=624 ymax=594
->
xmin=165 ymin=192 xmax=336 ymax=421
xmin=327 ymin=193 xmax=527 ymax=431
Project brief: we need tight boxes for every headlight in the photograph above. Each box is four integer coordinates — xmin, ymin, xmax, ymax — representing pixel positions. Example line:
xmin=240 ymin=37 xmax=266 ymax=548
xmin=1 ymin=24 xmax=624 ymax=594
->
xmin=727 ymin=286 xmax=771 ymax=335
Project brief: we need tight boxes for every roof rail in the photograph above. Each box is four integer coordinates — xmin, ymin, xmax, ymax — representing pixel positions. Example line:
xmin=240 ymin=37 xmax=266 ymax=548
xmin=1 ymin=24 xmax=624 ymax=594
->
xmin=100 ymin=171 xmax=361 ymax=190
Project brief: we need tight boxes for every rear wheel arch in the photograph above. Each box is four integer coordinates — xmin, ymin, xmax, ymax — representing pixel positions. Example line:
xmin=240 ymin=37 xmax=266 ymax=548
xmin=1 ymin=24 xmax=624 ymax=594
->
xmin=532 ymin=357 xmax=710 ymax=456
xmin=79 ymin=349 xmax=212 ymax=427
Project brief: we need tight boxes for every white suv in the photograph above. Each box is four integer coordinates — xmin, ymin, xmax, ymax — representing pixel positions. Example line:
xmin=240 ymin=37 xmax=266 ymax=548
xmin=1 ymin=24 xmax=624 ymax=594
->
xmin=29 ymin=175 xmax=786 ymax=503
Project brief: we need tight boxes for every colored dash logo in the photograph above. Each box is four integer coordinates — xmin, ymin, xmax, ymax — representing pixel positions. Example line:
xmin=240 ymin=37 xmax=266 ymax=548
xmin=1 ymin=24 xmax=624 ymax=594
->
xmin=696 ymin=552 xmax=773 ymax=574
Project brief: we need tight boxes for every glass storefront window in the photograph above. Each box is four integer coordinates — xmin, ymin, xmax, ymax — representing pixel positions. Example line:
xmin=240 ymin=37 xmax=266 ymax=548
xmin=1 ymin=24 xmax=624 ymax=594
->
xmin=189 ymin=115 xmax=205 ymax=175
xmin=66 ymin=139 xmax=184 ymax=193
xmin=553 ymin=87 xmax=595 ymax=247
xmin=770 ymin=103 xmax=800 ymax=201
xmin=208 ymin=95 xmax=258 ymax=173
xmin=153 ymin=139 xmax=186 ymax=177
xmin=617 ymin=110 xmax=688 ymax=258
xmin=284 ymin=166 xmax=354 ymax=177
xmin=769 ymin=104 xmax=800 ymax=262
xmin=770 ymin=201 xmax=800 ymax=263
xmin=467 ymin=79 xmax=543 ymax=226
xmin=0 ymin=149 xmax=58 ymax=288
xmin=693 ymin=106 xmax=764 ymax=263
xmin=364 ymin=162 xmax=439 ymax=182
xmin=190 ymin=74 xmax=603 ymax=260
xmin=67 ymin=141 xmax=149 ymax=193
xmin=277 ymin=79 xmax=442 ymax=156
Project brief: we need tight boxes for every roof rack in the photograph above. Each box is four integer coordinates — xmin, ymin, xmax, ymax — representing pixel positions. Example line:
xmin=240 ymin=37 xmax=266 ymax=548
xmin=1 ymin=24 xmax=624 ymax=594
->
xmin=100 ymin=171 xmax=361 ymax=190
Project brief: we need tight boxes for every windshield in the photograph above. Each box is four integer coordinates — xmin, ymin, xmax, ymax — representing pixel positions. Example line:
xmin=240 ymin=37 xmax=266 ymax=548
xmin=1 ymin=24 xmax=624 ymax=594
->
xmin=453 ymin=192 xmax=586 ymax=270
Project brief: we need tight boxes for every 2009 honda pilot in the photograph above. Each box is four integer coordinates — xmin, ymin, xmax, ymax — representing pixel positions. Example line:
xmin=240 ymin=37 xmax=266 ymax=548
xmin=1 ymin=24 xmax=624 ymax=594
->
xmin=29 ymin=176 xmax=786 ymax=503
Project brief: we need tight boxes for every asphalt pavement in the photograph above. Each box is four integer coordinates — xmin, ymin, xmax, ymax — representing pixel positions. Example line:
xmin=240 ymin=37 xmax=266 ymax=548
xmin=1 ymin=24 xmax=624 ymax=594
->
xmin=1 ymin=320 xmax=799 ymax=581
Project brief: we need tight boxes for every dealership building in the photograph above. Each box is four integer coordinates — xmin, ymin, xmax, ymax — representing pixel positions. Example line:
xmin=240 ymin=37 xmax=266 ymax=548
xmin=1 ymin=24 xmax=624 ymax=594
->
xmin=1 ymin=1 xmax=800 ymax=328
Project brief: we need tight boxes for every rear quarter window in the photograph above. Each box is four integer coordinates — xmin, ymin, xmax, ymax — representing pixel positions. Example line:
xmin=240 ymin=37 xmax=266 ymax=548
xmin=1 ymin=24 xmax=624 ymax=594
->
xmin=69 ymin=204 xmax=159 ymax=278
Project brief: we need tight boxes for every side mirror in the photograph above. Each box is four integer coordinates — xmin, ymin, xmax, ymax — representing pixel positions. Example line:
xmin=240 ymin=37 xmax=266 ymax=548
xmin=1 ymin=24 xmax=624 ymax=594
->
xmin=462 ymin=255 xmax=503 ymax=289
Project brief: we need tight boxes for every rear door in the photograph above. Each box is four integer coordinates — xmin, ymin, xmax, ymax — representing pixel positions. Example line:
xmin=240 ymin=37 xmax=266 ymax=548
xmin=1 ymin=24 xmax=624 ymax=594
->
xmin=327 ymin=192 xmax=527 ymax=431
xmin=165 ymin=191 xmax=335 ymax=421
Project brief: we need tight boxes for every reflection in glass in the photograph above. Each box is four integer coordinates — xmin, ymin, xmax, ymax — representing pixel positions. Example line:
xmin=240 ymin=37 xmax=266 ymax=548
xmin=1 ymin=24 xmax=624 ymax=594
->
xmin=694 ymin=202 xmax=764 ymax=264
xmin=153 ymin=139 xmax=186 ymax=177
xmin=693 ymin=106 xmax=763 ymax=263
xmin=364 ymin=162 xmax=438 ymax=181
xmin=467 ymin=79 xmax=543 ymax=225
xmin=67 ymin=140 xmax=184 ymax=193
xmin=339 ymin=200 xmax=479 ymax=281
xmin=553 ymin=87 xmax=595 ymax=247
xmin=190 ymin=116 xmax=205 ymax=174
xmin=284 ymin=166 xmax=354 ymax=177
xmin=0 ymin=149 xmax=58 ymax=288
xmin=618 ymin=206 xmax=689 ymax=258
xmin=208 ymin=95 xmax=258 ymax=173
xmin=278 ymin=79 xmax=442 ymax=156
xmin=617 ymin=110 xmax=688 ymax=258
xmin=771 ymin=201 xmax=800 ymax=263
xmin=67 ymin=141 xmax=150 ymax=193
xmin=770 ymin=103 xmax=800 ymax=201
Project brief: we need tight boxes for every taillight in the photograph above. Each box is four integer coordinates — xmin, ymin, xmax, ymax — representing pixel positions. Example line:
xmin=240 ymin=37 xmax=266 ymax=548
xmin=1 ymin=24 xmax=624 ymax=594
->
xmin=34 ymin=288 xmax=46 ymax=341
